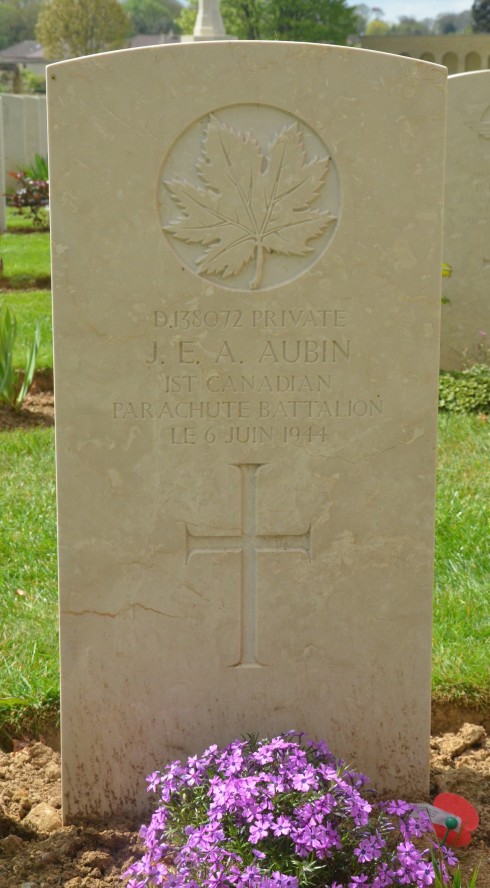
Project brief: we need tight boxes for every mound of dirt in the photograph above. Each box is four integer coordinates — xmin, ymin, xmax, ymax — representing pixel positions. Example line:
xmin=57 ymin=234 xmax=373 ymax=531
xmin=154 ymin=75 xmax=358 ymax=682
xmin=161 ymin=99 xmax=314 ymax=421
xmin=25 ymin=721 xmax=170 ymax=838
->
xmin=1 ymin=724 xmax=490 ymax=887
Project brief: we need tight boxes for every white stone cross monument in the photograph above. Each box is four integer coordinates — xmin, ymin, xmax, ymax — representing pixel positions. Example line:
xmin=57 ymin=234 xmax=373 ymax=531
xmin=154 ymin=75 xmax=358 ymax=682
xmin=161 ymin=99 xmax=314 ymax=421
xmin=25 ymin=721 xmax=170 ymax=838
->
xmin=194 ymin=0 xmax=226 ymax=37
xmin=48 ymin=42 xmax=446 ymax=823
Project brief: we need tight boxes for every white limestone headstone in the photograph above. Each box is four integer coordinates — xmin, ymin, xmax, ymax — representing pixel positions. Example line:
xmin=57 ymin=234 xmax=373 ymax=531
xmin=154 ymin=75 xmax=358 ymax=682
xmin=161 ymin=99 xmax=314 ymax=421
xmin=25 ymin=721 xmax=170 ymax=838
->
xmin=0 ymin=108 xmax=6 ymax=231
xmin=23 ymin=95 xmax=41 ymax=164
xmin=48 ymin=42 xmax=446 ymax=824
xmin=1 ymin=94 xmax=27 ymax=191
xmin=441 ymin=71 xmax=490 ymax=369
xmin=38 ymin=96 xmax=48 ymax=157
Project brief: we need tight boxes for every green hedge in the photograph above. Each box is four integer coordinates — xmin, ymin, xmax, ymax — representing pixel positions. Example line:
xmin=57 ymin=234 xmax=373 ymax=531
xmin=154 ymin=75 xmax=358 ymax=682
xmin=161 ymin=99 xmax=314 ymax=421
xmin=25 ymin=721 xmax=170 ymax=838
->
xmin=439 ymin=364 xmax=490 ymax=414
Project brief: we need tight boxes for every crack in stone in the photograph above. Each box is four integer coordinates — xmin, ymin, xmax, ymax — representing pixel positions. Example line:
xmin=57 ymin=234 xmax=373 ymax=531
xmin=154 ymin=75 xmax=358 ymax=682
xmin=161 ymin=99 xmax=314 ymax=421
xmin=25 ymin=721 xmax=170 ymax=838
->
xmin=63 ymin=603 xmax=185 ymax=619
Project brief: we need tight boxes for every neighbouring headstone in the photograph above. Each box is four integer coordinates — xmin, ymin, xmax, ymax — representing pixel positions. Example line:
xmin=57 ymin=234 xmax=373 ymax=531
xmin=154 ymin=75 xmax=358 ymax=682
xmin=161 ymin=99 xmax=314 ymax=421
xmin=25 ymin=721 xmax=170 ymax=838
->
xmin=37 ymin=96 xmax=48 ymax=157
xmin=0 ymin=108 xmax=5 ymax=232
xmin=0 ymin=94 xmax=48 ymax=231
xmin=1 ymin=94 xmax=27 ymax=190
xmin=441 ymin=71 xmax=490 ymax=369
xmin=23 ymin=96 xmax=41 ymax=163
xmin=48 ymin=42 xmax=446 ymax=823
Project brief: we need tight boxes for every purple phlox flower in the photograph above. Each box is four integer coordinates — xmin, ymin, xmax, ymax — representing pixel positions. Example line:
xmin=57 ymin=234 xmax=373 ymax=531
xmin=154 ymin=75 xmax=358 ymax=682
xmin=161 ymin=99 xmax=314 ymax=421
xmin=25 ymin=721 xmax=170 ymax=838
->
xmin=228 ymin=864 xmax=246 ymax=886
xmin=400 ymin=813 xmax=431 ymax=839
xmin=265 ymin=777 xmax=279 ymax=796
xmin=157 ymin=760 xmax=185 ymax=800
xmin=440 ymin=844 xmax=458 ymax=867
xmin=252 ymin=736 xmax=298 ymax=766
xmin=146 ymin=770 xmax=161 ymax=793
xmin=200 ymin=743 xmax=220 ymax=766
xmin=252 ymin=746 xmax=276 ymax=765
xmin=372 ymin=862 xmax=396 ymax=888
xmin=139 ymin=849 xmax=169 ymax=879
xmin=249 ymin=813 xmax=274 ymax=843
xmin=188 ymin=822 xmax=226 ymax=852
xmin=268 ymin=735 xmax=294 ymax=750
xmin=301 ymin=794 xmax=336 ymax=822
xmin=261 ymin=877 xmax=298 ymax=888
xmin=242 ymin=800 xmax=265 ymax=822
xmin=290 ymin=822 xmax=339 ymax=858
xmin=207 ymin=866 xmax=231 ymax=888
xmin=346 ymin=792 xmax=372 ymax=827
xmin=210 ymin=774 xmax=264 ymax=819
xmin=318 ymin=762 xmax=339 ymax=782
xmin=181 ymin=755 xmax=203 ymax=787
xmin=310 ymin=823 xmax=341 ymax=857
xmin=354 ymin=833 xmax=386 ymax=862
xmin=144 ymin=836 xmax=165 ymax=859
xmin=237 ymin=863 xmax=262 ymax=888
xmin=127 ymin=732 xmax=446 ymax=888
xmin=383 ymin=799 xmax=413 ymax=817
xmin=148 ymin=807 xmax=168 ymax=833
xmin=290 ymin=823 xmax=315 ymax=857
xmin=343 ymin=766 xmax=370 ymax=789
xmin=269 ymin=873 xmax=299 ymax=888
xmin=272 ymin=814 xmax=292 ymax=836
xmin=413 ymin=810 xmax=432 ymax=835
xmin=397 ymin=840 xmax=422 ymax=866
xmin=480 ymin=330 xmax=487 ymax=336
xmin=216 ymin=741 xmax=247 ymax=776
xmin=349 ymin=875 xmax=369 ymax=887
xmin=291 ymin=764 xmax=318 ymax=792
xmin=305 ymin=736 xmax=332 ymax=757
xmin=415 ymin=861 xmax=436 ymax=886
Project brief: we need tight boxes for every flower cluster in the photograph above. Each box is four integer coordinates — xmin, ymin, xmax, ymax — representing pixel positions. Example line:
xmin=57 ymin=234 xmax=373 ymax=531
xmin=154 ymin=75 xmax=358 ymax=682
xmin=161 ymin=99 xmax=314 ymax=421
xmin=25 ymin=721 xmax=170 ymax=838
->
xmin=7 ymin=170 xmax=49 ymax=226
xmin=124 ymin=732 xmax=456 ymax=888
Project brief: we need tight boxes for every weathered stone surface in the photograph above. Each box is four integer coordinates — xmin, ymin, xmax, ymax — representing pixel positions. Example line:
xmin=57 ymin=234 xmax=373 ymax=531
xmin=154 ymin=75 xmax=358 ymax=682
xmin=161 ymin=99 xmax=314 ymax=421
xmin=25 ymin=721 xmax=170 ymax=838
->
xmin=441 ymin=71 xmax=490 ymax=369
xmin=48 ymin=42 xmax=446 ymax=822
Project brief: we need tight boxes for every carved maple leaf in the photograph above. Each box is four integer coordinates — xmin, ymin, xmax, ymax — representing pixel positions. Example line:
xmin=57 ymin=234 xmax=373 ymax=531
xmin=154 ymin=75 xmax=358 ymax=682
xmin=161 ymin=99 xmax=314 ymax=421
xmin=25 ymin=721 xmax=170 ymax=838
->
xmin=163 ymin=115 xmax=336 ymax=290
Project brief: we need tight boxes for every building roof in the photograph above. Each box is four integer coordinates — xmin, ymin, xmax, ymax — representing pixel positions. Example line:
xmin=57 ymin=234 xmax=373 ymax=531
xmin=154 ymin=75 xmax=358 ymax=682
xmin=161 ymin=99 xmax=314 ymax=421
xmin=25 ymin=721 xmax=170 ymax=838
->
xmin=0 ymin=40 xmax=46 ymax=62
xmin=0 ymin=34 xmax=180 ymax=66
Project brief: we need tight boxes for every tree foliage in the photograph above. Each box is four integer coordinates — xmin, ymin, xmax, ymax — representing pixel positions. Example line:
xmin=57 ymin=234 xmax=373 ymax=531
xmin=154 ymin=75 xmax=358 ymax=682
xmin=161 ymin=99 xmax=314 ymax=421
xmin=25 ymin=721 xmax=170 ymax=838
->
xmin=388 ymin=15 xmax=432 ymax=34
xmin=36 ymin=0 xmax=131 ymax=58
xmin=365 ymin=17 xmax=388 ymax=34
xmin=178 ymin=0 xmax=357 ymax=43
xmin=472 ymin=0 xmax=490 ymax=31
xmin=434 ymin=10 xmax=472 ymax=33
xmin=351 ymin=2 xmax=370 ymax=34
xmin=125 ymin=0 xmax=182 ymax=34
xmin=0 ymin=0 xmax=42 ymax=50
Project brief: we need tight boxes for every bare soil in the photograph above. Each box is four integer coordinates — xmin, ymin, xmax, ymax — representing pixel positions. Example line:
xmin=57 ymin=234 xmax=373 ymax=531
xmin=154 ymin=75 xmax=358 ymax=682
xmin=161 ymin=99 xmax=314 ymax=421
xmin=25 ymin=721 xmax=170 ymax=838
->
xmin=0 ymin=371 xmax=54 ymax=431
xmin=0 ymin=722 xmax=489 ymax=888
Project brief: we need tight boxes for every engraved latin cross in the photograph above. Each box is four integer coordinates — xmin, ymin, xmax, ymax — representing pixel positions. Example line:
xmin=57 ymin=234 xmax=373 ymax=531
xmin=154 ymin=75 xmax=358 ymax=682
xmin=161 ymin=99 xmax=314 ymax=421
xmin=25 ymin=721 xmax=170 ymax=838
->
xmin=185 ymin=463 xmax=312 ymax=667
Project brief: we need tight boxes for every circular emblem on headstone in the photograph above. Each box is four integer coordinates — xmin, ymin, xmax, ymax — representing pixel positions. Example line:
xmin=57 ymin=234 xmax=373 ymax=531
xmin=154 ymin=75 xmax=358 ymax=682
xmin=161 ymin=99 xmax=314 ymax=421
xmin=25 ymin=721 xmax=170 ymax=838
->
xmin=158 ymin=105 xmax=340 ymax=291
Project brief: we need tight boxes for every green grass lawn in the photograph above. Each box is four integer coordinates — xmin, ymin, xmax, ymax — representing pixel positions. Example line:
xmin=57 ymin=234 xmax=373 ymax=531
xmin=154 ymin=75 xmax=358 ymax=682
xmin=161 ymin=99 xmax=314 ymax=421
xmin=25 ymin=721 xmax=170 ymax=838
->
xmin=433 ymin=413 xmax=490 ymax=704
xmin=0 ymin=429 xmax=58 ymax=733
xmin=1 ymin=290 xmax=53 ymax=371
xmin=0 ymin=232 xmax=51 ymax=287
xmin=6 ymin=207 xmax=49 ymax=234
